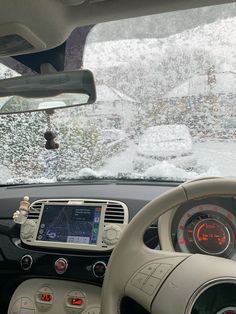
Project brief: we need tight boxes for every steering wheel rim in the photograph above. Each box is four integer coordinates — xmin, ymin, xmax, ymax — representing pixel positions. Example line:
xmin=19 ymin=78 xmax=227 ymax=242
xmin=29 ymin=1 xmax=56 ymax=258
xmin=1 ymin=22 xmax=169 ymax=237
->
xmin=101 ymin=178 xmax=236 ymax=314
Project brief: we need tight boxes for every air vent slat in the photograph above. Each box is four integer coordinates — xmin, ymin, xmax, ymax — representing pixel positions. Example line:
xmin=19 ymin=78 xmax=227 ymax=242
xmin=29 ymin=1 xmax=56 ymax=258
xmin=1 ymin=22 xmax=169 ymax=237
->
xmin=107 ymin=207 xmax=123 ymax=209
xmin=28 ymin=213 xmax=40 ymax=219
xmin=105 ymin=219 xmax=124 ymax=223
xmin=105 ymin=217 xmax=124 ymax=221
xmin=105 ymin=218 xmax=124 ymax=222
xmin=104 ymin=212 xmax=124 ymax=216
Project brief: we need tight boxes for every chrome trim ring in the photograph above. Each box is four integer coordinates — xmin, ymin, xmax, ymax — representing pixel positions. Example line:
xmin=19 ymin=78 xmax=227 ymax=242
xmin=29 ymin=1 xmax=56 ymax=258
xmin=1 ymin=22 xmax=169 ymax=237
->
xmin=20 ymin=254 xmax=33 ymax=271
xmin=217 ymin=307 xmax=236 ymax=314
xmin=92 ymin=261 xmax=107 ymax=278
xmin=185 ymin=278 xmax=236 ymax=314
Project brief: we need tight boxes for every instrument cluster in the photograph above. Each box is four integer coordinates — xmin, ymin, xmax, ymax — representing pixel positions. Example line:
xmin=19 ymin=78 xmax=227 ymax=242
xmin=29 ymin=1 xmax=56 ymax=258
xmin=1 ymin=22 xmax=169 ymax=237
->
xmin=171 ymin=198 xmax=236 ymax=259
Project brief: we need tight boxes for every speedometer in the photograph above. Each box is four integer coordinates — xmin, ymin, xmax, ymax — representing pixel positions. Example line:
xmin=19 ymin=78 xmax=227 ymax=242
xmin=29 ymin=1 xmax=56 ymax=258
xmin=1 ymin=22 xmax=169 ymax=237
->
xmin=176 ymin=204 xmax=236 ymax=257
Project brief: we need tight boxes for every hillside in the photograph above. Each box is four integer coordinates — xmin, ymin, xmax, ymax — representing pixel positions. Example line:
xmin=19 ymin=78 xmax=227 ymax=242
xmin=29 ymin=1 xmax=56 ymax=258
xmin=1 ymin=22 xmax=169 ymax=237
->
xmin=84 ymin=16 xmax=236 ymax=102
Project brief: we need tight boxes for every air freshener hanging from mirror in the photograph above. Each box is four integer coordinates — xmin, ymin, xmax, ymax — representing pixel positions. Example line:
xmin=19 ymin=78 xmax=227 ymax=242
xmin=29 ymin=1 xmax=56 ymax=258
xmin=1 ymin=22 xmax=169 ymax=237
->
xmin=44 ymin=112 xmax=59 ymax=150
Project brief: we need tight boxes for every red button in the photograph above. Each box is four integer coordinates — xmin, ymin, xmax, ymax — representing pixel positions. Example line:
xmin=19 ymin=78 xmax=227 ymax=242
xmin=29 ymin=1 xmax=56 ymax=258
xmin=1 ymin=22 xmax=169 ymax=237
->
xmin=71 ymin=298 xmax=84 ymax=306
xmin=54 ymin=258 xmax=68 ymax=274
xmin=41 ymin=293 xmax=53 ymax=302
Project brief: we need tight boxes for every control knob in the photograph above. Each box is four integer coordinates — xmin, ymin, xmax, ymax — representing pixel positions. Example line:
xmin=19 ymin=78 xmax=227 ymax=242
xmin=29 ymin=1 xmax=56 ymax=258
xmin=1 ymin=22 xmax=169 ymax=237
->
xmin=20 ymin=255 xmax=33 ymax=270
xmin=102 ymin=225 xmax=121 ymax=246
xmin=93 ymin=261 xmax=107 ymax=278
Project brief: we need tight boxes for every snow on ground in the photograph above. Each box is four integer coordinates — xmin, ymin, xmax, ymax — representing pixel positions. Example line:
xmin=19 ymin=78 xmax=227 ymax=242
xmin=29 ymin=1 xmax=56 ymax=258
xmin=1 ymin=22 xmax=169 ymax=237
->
xmin=99 ymin=141 xmax=137 ymax=175
xmin=97 ymin=140 xmax=236 ymax=181
xmin=5 ymin=140 xmax=236 ymax=184
xmin=193 ymin=141 xmax=236 ymax=178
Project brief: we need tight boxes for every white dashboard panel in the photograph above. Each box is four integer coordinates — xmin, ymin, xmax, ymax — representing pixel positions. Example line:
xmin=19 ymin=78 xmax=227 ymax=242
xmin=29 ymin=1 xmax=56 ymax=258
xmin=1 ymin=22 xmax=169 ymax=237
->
xmin=8 ymin=279 xmax=101 ymax=314
xmin=21 ymin=198 xmax=129 ymax=251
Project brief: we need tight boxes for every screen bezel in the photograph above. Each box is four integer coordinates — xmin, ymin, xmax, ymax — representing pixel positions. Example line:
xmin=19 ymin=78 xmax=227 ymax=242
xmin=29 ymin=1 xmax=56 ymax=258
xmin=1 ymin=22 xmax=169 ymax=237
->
xmin=34 ymin=202 xmax=106 ymax=250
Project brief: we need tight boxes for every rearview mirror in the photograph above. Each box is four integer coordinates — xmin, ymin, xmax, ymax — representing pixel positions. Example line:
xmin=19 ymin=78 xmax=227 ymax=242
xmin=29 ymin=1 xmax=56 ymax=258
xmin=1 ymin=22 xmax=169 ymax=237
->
xmin=0 ymin=70 xmax=96 ymax=114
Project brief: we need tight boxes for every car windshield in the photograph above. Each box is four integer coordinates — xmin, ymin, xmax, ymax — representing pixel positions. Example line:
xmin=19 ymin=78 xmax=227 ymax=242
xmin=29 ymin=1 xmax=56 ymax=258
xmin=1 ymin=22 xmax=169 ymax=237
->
xmin=0 ymin=2 xmax=236 ymax=185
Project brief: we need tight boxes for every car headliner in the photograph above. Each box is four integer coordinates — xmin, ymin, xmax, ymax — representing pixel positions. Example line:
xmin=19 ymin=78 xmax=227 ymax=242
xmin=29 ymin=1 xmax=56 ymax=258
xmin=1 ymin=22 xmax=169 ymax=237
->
xmin=0 ymin=0 xmax=235 ymax=59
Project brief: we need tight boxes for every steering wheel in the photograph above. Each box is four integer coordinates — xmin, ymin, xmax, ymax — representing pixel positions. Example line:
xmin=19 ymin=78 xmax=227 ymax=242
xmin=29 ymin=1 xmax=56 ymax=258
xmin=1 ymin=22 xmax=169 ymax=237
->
xmin=101 ymin=178 xmax=236 ymax=314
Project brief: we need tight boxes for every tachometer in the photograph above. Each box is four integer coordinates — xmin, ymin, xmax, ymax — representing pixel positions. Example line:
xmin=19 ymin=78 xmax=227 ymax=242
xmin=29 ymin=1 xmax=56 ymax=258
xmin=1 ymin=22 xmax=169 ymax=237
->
xmin=177 ymin=204 xmax=236 ymax=257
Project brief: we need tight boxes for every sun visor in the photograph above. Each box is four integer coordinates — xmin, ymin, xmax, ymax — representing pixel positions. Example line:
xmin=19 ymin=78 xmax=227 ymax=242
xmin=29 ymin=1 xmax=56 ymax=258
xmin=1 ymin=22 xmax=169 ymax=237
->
xmin=0 ymin=23 xmax=46 ymax=57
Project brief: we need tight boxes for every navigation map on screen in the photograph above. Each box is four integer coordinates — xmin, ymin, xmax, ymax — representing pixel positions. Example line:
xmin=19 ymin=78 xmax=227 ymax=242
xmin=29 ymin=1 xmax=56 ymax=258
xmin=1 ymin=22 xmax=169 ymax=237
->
xmin=36 ymin=204 xmax=102 ymax=245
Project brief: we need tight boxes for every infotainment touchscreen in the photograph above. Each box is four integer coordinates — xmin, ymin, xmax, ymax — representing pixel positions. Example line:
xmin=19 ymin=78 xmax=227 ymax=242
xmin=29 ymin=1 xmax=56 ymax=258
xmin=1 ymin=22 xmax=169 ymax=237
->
xmin=36 ymin=204 xmax=102 ymax=245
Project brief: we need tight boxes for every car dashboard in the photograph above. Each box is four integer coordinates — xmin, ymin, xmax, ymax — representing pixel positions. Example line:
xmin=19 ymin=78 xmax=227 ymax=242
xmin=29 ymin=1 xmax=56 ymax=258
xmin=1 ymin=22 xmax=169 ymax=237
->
xmin=0 ymin=181 xmax=169 ymax=314
xmin=2 ymin=181 xmax=236 ymax=314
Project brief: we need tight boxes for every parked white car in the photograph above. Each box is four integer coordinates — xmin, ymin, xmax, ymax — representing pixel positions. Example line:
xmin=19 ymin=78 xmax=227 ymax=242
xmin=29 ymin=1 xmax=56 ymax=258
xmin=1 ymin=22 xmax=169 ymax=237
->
xmin=133 ymin=124 xmax=195 ymax=171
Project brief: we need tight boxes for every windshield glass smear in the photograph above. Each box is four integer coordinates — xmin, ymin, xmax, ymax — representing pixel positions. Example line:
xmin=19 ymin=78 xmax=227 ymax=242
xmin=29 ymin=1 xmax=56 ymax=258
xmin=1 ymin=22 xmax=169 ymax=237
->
xmin=0 ymin=3 xmax=236 ymax=185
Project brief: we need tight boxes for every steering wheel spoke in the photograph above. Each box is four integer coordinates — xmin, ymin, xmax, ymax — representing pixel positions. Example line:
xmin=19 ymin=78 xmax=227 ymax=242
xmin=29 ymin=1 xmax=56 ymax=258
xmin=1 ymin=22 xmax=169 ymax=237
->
xmin=125 ymin=250 xmax=189 ymax=311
